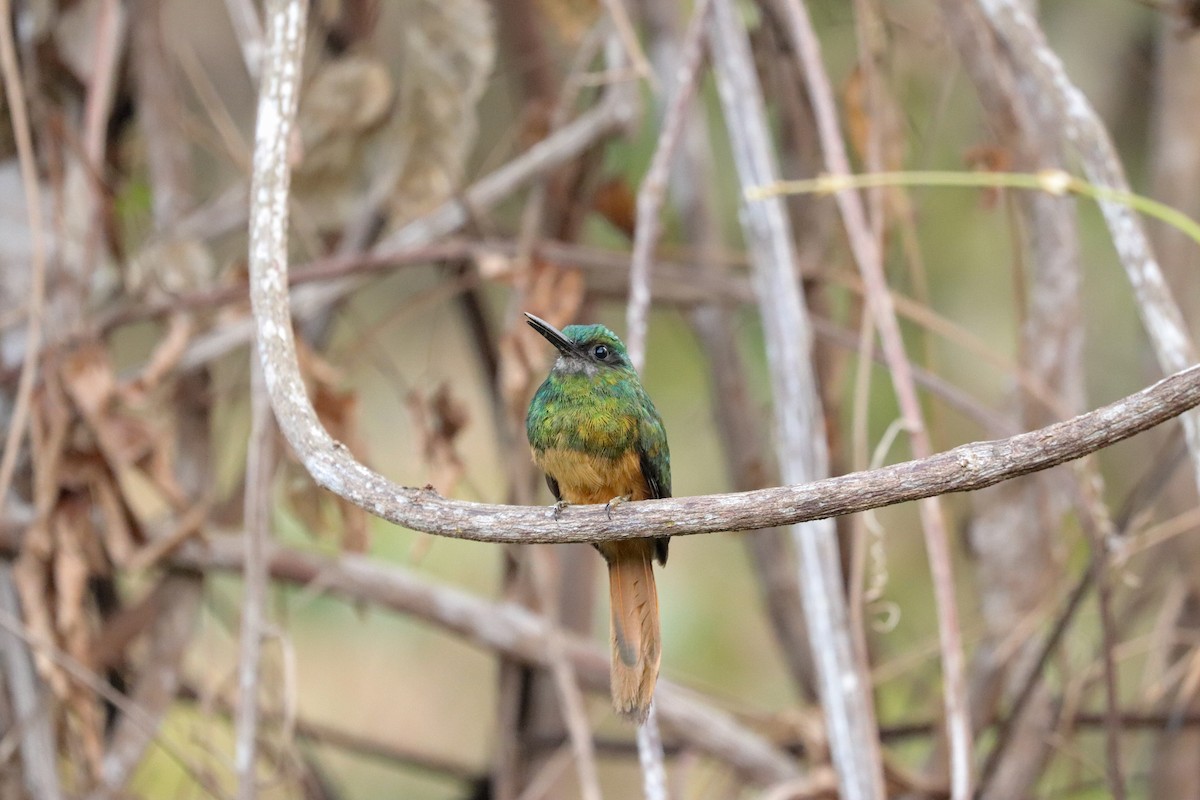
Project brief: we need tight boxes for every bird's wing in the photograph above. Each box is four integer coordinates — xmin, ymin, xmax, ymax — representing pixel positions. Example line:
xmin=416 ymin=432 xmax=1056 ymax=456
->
xmin=637 ymin=408 xmax=672 ymax=566
xmin=636 ymin=409 xmax=671 ymax=500
xmin=544 ymin=472 xmax=562 ymax=501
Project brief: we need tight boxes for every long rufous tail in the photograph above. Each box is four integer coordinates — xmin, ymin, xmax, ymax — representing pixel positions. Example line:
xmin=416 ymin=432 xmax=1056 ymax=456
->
xmin=605 ymin=543 xmax=661 ymax=722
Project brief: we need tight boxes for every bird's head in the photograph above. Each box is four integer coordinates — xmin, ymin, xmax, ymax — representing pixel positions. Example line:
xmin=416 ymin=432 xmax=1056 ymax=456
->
xmin=525 ymin=313 xmax=633 ymax=378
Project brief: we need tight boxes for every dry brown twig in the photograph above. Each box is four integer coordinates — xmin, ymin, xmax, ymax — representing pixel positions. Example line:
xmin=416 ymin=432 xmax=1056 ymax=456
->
xmin=766 ymin=2 xmax=971 ymax=795
xmin=0 ymin=2 xmax=54 ymax=796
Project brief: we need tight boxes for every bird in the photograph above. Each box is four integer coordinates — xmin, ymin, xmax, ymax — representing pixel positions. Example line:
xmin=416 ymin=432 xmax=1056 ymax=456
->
xmin=524 ymin=312 xmax=671 ymax=723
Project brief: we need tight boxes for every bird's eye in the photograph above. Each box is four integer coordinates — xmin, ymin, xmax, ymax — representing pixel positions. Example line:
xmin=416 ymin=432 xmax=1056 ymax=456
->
xmin=593 ymin=345 xmax=609 ymax=360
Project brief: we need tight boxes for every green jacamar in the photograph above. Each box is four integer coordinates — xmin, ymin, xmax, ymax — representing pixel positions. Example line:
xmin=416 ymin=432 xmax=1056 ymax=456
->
xmin=524 ymin=313 xmax=671 ymax=722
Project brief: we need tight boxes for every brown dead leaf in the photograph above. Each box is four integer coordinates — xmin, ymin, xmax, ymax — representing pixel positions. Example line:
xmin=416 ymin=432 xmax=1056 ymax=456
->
xmin=60 ymin=342 xmax=184 ymax=528
xmin=52 ymin=501 xmax=92 ymax=643
xmin=13 ymin=521 xmax=61 ymax=694
xmin=30 ymin=370 xmax=72 ymax=514
xmin=113 ymin=465 xmax=174 ymax=530
xmin=963 ymin=145 xmax=1014 ymax=209
xmin=129 ymin=313 xmax=194 ymax=396
xmin=60 ymin=342 xmax=115 ymax=420
xmin=405 ymin=382 xmax=469 ymax=496
xmin=592 ymin=177 xmax=636 ymax=240
xmin=842 ymin=60 xmax=906 ymax=173
xmin=500 ymin=258 xmax=584 ymax=416
xmin=287 ymin=339 xmax=372 ymax=552
xmin=88 ymin=468 xmax=136 ymax=564
xmin=536 ymin=0 xmax=600 ymax=45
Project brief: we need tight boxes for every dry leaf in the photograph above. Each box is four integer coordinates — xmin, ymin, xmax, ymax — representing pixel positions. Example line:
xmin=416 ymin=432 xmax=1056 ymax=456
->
xmin=61 ymin=343 xmax=116 ymax=420
xmin=535 ymin=0 xmax=600 ymax=44
xmin=842 ymin=60 xmax=905 ymax=175
xmin=964 ymin=144 xmax=1014 ymax=209
xmin=286 ymin=339 xmax=372 ymax=552
xmin=592 ymin=177 xmax=637 ymax=240
xmin=500 ymin=259 xmax=585 ymax=415
xmin=405 ymin=382 xmax=469 ymax=495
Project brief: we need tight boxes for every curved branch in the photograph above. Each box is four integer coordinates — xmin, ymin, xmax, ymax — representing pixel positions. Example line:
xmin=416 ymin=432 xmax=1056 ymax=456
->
xmin=260 ymin=247 xmax=1200 ymax=542
xmin=243 ymin=0 xmax=1200 ymax=549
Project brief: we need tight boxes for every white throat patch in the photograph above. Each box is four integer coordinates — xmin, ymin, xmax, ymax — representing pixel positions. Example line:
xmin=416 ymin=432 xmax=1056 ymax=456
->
xmin=554 ymin=355 xmax=599 ymax=378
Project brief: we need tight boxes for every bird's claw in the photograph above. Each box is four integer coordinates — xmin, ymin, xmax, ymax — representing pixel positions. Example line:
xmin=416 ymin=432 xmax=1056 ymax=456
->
xmin=605 ymin=495 xmax=631 ymax=520
xmin=551 ymin=500 xmax=569 ymax=520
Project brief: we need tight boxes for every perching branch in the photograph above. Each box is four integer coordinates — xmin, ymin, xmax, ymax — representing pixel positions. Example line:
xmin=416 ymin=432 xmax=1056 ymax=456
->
xmin=253 ymin=235 xmax=1200 ymax=542
xmin=239 ymin=0 xmax=1200 ymax=550
xmin=972 ymin=0 xmax=1200 ymax=496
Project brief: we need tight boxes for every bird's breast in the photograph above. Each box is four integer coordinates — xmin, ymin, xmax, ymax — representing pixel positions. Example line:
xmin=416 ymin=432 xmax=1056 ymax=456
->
xmin=534 ymin=446 xmax=650 ymax=504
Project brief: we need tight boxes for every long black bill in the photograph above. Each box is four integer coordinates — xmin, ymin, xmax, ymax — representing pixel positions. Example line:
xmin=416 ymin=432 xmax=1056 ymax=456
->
xmin=524 ymin=312 xmax=577 ymax=357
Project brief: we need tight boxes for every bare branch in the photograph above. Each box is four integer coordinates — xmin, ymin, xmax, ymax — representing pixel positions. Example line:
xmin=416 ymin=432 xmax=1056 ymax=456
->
xmin=973 ymin=0 xmax=1200 ymax=494
xmin=173 ymin=536 xmax=803 ymax=785
xmin=0 ymin=0 xmax=47 ymax=541
xmin=768 ymin=2 xmax=971 ymax=793
xmin=706 ymin=2 xmax=885 ymax=797
xmin=625 ymin=0 xmax=710 ymax=372
xmin=636 ymin=707 xmax=668 ymax=800
xmin=249 ymin=175 xmax=1200 ymax=546
xmin=0 ymin=566 xmax=61 ymax=800
xmin=243 ymin=0 xmax=308 ymax=790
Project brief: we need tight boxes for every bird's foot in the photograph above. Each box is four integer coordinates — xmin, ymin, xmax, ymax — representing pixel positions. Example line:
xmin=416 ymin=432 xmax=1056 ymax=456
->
xmin=605 ymin=495 xmax=631 ymax=520
xmin=551 ymin=500 xmax=569 ymax=520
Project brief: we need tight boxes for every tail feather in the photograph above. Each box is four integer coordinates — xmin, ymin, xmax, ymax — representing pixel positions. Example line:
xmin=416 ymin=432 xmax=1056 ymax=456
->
xmin=606 ymin=544 xmax=661 ymax=722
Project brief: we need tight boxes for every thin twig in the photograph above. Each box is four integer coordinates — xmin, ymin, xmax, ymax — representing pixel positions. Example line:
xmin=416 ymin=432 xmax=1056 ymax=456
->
xmin=706 ymin=1 xmax=885 ymax=797
xmin=0 ymin=566 xmax=61 ymax=800
xmin=625 ymin=0 xmax=710 ymax=371
xmin=973 ymin=0 xmax=1200 ymax=497
xmin=240 ymin=0 xmax=308 ymax=795
xmin=81 ymin=0 xmax=126 ymax=173
xmin=526 ymin=549 xmax=603 ymax=800
xmin=173 ymin=536 xmax=803 ymax=785
xmin=769 ymin=3 xmax=971 ymax=795
xmin=223 ymin=0 xmax=264 ymax=79
xmin=636 ymin=706 xmax=668 ymax=800
xmin=977 ymin=560 xmax=1093 ymax=792
xmin=599 ymin=0 xmax=658 ymax=91
xmin=235 ymin=358 xmax=276 ymax=799
xmin=0 ymin=0 xmax=47 ymax=540
xmin=1074 ymin=475 xmax=1128 ymax=800
xmin=0 ymin=608 xmax=228 ymax=799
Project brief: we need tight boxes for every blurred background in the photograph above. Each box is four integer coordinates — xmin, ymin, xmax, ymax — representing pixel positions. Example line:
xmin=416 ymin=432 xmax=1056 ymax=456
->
xmin=2 ymin=0 xmax=1200 ymax=798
